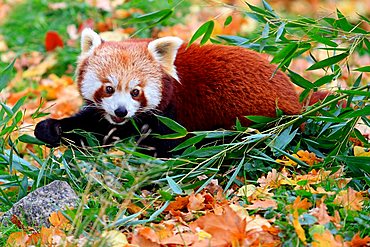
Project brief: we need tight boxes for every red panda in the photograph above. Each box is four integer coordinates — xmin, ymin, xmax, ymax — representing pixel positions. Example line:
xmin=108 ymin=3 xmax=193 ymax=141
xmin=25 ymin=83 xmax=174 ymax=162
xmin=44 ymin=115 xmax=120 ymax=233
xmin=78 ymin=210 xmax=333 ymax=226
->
xmin=34 ymin=28 xmax=301 ymax=153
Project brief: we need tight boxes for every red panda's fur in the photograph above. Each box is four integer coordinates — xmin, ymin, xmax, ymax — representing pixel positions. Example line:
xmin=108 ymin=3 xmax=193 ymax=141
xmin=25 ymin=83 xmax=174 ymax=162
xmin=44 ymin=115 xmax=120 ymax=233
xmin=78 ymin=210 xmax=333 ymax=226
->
xmin=171 ymin=44 xmax=301 ymax=130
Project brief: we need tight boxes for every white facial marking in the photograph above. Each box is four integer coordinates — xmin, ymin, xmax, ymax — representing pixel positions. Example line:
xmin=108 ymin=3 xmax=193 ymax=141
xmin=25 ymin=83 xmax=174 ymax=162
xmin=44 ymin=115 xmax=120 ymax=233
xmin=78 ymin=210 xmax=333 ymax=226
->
xmin=81 ymin=70 xmax=102 ymax=101
xmin=101 ymin=91 xmax=140 ymax=125
xmin=107 ymin=75 xmax=119 ymax=87
xmin=129 ymin=79 xmax=140 ymax=89
xmin=143 ymin=79 xmax=162 ymax=109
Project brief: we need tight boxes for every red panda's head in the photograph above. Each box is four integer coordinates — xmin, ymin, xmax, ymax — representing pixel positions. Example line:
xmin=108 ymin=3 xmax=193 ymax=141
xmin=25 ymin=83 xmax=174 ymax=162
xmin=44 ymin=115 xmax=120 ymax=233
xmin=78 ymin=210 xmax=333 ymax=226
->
xmin=76 ymin=28 xmax=183 ymax=125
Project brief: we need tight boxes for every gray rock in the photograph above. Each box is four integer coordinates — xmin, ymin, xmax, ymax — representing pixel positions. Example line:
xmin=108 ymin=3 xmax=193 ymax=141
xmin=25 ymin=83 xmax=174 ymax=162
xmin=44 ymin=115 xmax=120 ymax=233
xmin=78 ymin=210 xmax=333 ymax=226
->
xmin=1 ymin=180 xmax=78 ymax=227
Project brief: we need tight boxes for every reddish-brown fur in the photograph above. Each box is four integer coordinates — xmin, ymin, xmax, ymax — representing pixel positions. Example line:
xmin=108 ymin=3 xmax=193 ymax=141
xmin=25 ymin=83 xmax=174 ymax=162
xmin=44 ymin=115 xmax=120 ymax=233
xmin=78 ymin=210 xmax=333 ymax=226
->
xmin=168 ymin=44 xmax=301 ymax=130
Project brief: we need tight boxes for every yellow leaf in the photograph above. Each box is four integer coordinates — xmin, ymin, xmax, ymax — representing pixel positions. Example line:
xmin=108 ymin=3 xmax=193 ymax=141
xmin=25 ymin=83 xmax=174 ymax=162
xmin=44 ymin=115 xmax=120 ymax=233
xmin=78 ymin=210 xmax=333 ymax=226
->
xmin=354 ymin=146 xmax=370 ymax=157
xmin=237 ymin=184 xmax=256 ymax=197
xmin=293 ymin=209 xmax=306 ymax=245
xmin=22 ymin=54 xmax=57 ymax=78
xmin=101 ymin=230 xmax=129 ymax=247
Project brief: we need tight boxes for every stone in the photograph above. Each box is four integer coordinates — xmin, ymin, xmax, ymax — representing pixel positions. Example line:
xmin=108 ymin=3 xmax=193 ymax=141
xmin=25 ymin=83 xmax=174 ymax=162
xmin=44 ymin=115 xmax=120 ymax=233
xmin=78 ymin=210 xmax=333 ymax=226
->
xmin=0 ymin=180 xmax=78 ymax=227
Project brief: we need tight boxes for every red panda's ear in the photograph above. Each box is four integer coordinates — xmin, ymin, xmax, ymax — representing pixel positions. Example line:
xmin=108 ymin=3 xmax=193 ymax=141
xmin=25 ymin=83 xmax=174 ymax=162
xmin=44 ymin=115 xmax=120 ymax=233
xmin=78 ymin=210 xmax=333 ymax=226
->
xmin=80 ymin=28 xmax=102 ymax=56
xmin=148 ymin=37 xmax=183 ymax=81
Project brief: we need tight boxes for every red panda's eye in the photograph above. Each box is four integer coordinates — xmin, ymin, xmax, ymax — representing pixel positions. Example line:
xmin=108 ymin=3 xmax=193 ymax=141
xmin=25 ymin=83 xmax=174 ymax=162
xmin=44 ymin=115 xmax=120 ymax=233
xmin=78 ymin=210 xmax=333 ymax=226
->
xmin=105 ymin=86 xmax=115 ymax=94
xmin=131 ymin=88 xmax=140 ymax=97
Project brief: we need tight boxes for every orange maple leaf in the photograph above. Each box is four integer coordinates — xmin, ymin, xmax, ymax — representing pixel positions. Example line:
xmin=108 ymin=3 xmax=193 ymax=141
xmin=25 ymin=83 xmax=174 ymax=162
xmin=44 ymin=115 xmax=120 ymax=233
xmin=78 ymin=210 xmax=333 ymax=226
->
xmin=312 ymin=230 xmax=344 ymax=247
xmin=287 ymin=196 xmax=312 ymax=211
xmin=190 ymin=205 xmax=248 ymax=246
xmin=349 ymin=233 xmax=370 ymax=247
xmin=333 ymin=187 xmax=364 ymax=211
xmin=6 ymin=231 xmax=29 ymax=246
xmin=49 ymin=211 xmax=71 ymax=230
xmin=164 ymin=196 xmax=189 ymax=212
xmin=276 ymin=150 xmax=322 ymax=166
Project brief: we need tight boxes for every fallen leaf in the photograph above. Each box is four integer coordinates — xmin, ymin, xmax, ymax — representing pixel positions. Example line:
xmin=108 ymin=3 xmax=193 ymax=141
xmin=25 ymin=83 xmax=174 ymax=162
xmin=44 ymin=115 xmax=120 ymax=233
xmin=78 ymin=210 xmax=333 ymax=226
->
xmin=257 ymin=169 xmax=281 ymax=188
xmin=190 ymin=205 xmax=248 ymax=246
xmin=288 ymin=196 xmax=312 ymax=211
xmin=164 ymin=196 xmax=189 ymax=212
xmin=309 ymin=201 xmax=331 ymax=225
xmin=22 ymin=54 xmax=57 ymax=79
xmin=237 ymin=184 xmax=256 ymax=197
xmin=312 ymin=230 xmax=344 ymax=247
xmin=187 ymin=193 xmax=205 ymax=211
xmin=49 ymin=211 xmax=71 ymax=230
xmin=245 ymin=199 xmax=277 ymax=210
xmin=349 ymin=233 xmax=370 ymax=247
xmin=296 ymin=150 xmax=323 ymax=165
xmin=101 ymin=230 xmax=128 ymax=247
xmin=131 ymin=227 xmax=160 ymax=247
xmin=354 ymin=146 xmax=370 ymax=157
xmin=45 ymin=31 xmax=64 ymax=52
xmin=7 ymin=232 xmax=29 ymax=247
xmin=293 ymin=209 xmax=306 ymax=245
xmin=333 ymin=187 xmax=364 ymax=211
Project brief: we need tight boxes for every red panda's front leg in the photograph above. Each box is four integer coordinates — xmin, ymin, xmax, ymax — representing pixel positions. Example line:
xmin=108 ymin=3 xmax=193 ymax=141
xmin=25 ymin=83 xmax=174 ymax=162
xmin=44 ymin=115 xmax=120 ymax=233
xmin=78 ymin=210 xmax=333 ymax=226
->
xmin=34 ymin=106 xmax=112 ymax=147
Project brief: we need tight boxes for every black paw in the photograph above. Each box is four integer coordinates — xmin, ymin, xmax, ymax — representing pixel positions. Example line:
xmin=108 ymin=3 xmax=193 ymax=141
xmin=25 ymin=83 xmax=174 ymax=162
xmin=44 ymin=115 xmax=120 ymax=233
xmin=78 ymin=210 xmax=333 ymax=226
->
xmin=34 ymin=119 xmax=62 ymax=147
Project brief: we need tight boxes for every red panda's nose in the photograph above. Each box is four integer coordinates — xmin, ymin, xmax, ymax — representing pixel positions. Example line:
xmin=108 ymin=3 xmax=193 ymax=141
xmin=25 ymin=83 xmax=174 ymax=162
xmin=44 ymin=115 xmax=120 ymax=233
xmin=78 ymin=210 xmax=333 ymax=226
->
xmin=114 ymin=107 xmax=128 ymax=117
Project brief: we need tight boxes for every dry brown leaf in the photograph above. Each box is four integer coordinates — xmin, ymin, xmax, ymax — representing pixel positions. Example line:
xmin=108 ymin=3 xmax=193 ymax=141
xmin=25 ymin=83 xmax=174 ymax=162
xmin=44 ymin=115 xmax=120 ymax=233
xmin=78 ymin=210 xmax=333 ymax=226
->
xmin=164 ymin=196 xmax=189 ymax=212
xmin=333 ymin=187 xmax=364 ymax=211
xmin=131 ymin=227 xmax=160 ymax=247
xmin=187 ymin=193 xmax=205 ymax=211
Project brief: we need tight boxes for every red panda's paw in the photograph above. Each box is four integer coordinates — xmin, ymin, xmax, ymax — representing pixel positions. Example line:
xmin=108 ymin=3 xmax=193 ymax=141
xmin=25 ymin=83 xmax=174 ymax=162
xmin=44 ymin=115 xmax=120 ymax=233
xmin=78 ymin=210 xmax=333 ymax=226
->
xmin=34 ymin=118 xmax=62 ymax=147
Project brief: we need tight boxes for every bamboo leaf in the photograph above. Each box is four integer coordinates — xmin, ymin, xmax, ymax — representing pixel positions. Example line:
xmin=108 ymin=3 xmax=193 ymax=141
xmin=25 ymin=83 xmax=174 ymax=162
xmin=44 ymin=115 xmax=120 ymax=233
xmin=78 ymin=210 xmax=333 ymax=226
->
xmin=224 ymin=16 xmax=232 ymax=26
xmin=271 ymin=43 xmax=298 ymax=64
xmin=288 ymin=70 xmax=314 ymax=89
xmin=276 ymin=22 xmax=285 ymax=42
xmin=130 ymin=9 xmax=172 ymax=23
xmin=166 ymin=176 xmax=183 ymax=194
xmin=307 ymin=52 xmax=348 ymax=70
xmin=354 ymin=66 xmax=370 ymax=72
xmin=188 ymin=20 xmax=214 ymax=46
xmin=156 ymin=115 xmax=187 ymax=136
xmin=313 ymin=74 xmax=335 ymax=87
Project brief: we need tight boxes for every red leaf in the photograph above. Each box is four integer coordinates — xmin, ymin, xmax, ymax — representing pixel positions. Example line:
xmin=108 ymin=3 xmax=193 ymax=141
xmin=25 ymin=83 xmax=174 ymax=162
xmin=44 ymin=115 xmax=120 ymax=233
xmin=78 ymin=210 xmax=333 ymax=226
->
xmin=45 ymin=31 xmax=64 ymax=51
